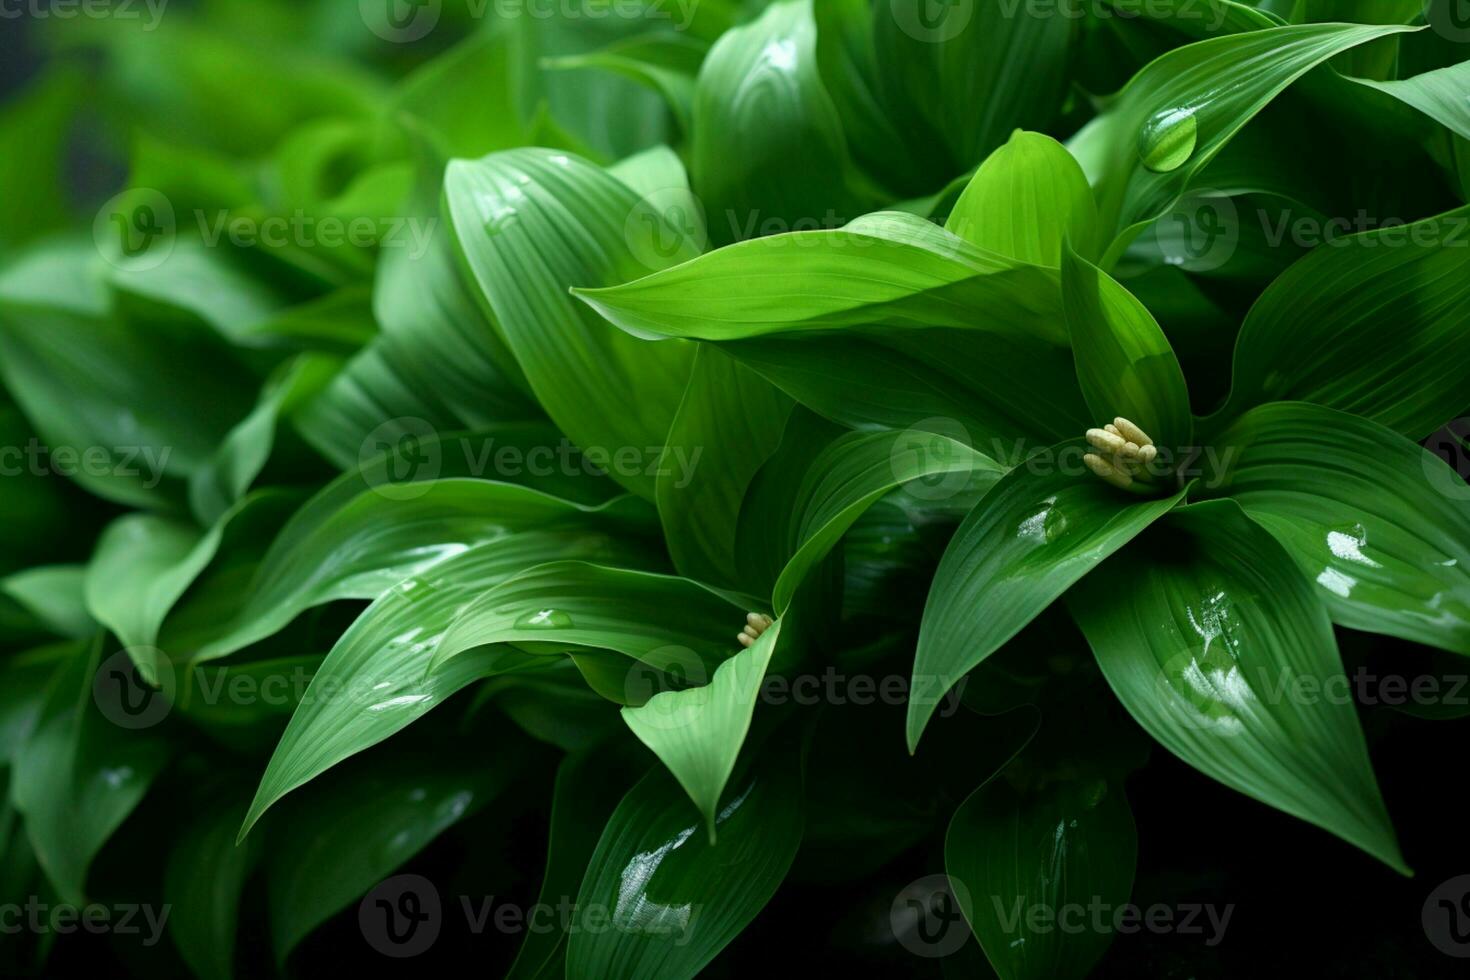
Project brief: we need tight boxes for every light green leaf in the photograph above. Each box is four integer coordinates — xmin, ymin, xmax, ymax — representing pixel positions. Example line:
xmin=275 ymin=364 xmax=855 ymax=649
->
xmin=947 ymin=131 xmax=1099 ymax=266
xmin=0 ymin=566 xmax=95 ymax=640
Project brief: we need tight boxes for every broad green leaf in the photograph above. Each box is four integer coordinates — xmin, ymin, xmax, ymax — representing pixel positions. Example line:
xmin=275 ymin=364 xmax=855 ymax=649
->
xmin=1350 ymin=60 xmax=1470 ymax=143
xmin=428 ymin=561 xmax=751 ymax=677
xmin=772 ymin=428 xmax=1005 ymax=614
xmin=1289 ymin=0 xmax=1423 ymax=80
xmin=947 ymin=130 xmax=1100 ymax=266
xmin=446 ymin=148 xmax=696 ymax=499
xmin=1207 ymin=402 xmax=1470 ymax=654
xmin=545 ymin=33 xmax=706 ymax=135
xmin=873 ymin=0 xmax=1077 ymax=176
xmin=165 ymin=790 xmax=260 ymax=980
xmin=85 ymin=492 xmax=301 ymax=682
xmin=267 ymin=747 xmax=518 ymax=961
xmin=576 ymin=210 xmax=1067 ymax=344
xmin=1067 ymin=499 xmax=1407 ymax=873
xmin=910 ymin=456 xmax=1187 ymax=750
xmin=1217 ymin=202 xmax=1470 ymax=439
xmin=10 ymin=640 xmax=171 ymax=904
xmin=193 ymin=480 xmax=645 ymax=662
xmin=621 ymin=618 xmax=783 ymax=840
xmin=1061 ymin=243 xmax=1193 ymax=450
xmin=947 ymin=772 xmax=1136 ymax=980
xmin=1088 ymin=22 xmax=1413 ymax=243
xmin=239 ymin=529 xmax=657 ymax=839
xmin=692 ymin=0 xmax=862 ymax=246
xmin=658 ymin=345 xmax=793 ymax=588
xmin=566 ymin=743 xmax=803 ymax=980
xmin=0 ymin=239 xmax=257 ymax=509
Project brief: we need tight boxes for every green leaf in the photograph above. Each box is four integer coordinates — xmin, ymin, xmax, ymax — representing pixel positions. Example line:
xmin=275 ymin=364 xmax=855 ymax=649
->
xmin=621 ymin=618 xmax=783 ymax=840
xmin=165 ymin=790 xmax=261 ymax=980
xmin=0 ymin=566 xmax=95 ymax=640
xmin=946 ymin=772 xmax=1136 ymax=980
xmin=1217 ymin=202 xmax=1470 ymax=439
xmin=239 ymin=529 xmax=656 ymax=840
xmin=267 ymin=747 xmax=518 ymax=961
xmin=692 ymin=0 xmax=862 ymax=246
xmin=428 ymin=561 xmax=750 ymax=678
xmin=1207 ymin=402 xmax=1470 ymax=654
xmin=576 ymin=210 xmax=1066 ymax=344
xmin=1087 ymin=22 xmax=1413 ymax=242
xmin=947 ymin=130 xmax=1100 ymax=266
xmin=1067 ymin=499 xmax=1407 ymax=873
xmin=544 ymin=33 xmax=706 ymax=135
xmin=506 ymin=745 xmax=647 ymax=979
xmin=0 ymin=66 xmax=84 ymax=251
xmin=10 ymin=640 xmax=171 ymax=904
xmin=1061 ymin=243 xmax=1193 ymax=450
xmin=446 ymin=148 xmax=697 ymax=499
xmin=657 ymin=345 xmax=792 ymax=588
xmin=773 ymin=428 xmax=1005 ymax=614
xmin=566 ymin=742 xmax=803 ymax=980
xmin=910 ymin=456 xmax=1187 ymax=750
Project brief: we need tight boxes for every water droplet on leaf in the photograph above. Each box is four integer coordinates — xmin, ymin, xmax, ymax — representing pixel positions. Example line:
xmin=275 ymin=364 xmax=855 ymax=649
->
xmin=1139 ymin=107 xmax=1198 ymax=174
xmin=515 ymin=608 xmax=573 ymax=630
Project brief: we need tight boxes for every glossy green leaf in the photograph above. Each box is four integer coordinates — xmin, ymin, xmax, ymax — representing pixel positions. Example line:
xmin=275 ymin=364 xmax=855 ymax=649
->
xmin=1068 ymin=499 xmax=1407 ymax=872
xmin=1208 ymin=401 xmax=1470 ymax=654
xmin=657 ymin=345 xmax=792 ymax=588
xmin=447 ymin=148 xmax=697 ymax=498
xmin=947 ymin=130 xmax=1100 ymax=266
xmin=1061 ymin=243 xmax=1193 ymax=449
xmin=0 ymin=566 xmax=94 ymax=640
xmin=267 ymin=747 xmax=518 ymax=961
xmin=910 ymin=457 xmax=1187 ymax=750
xmin=773 ymin=428 xmax=1005 ymax=614
xmin=165 ymin=791 xmax=261 ymax=980
xmin=692 ymin=0 xmax=861 ymax=246
xmin=1218 ymin=202 xmax=1470 ymax=439
xmin=566 ymin=742 xmax=803 ymax=980
xmin=240 ymin=528 xmax=656 ymax=839
xmin=947 ymin=772 xmax=1136 ymax=980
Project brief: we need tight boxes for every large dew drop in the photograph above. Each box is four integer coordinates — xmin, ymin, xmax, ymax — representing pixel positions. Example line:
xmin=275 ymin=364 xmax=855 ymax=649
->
xmin=515 ymin=608 xmax=573 ymax=630
xmin=1138 ymin=106 xmax=1198 ymax=174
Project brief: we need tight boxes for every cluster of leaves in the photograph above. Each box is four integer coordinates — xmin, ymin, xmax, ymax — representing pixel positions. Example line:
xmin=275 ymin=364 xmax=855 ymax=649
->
xmin=2 ymin=0 xmax=1470 ymax=976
